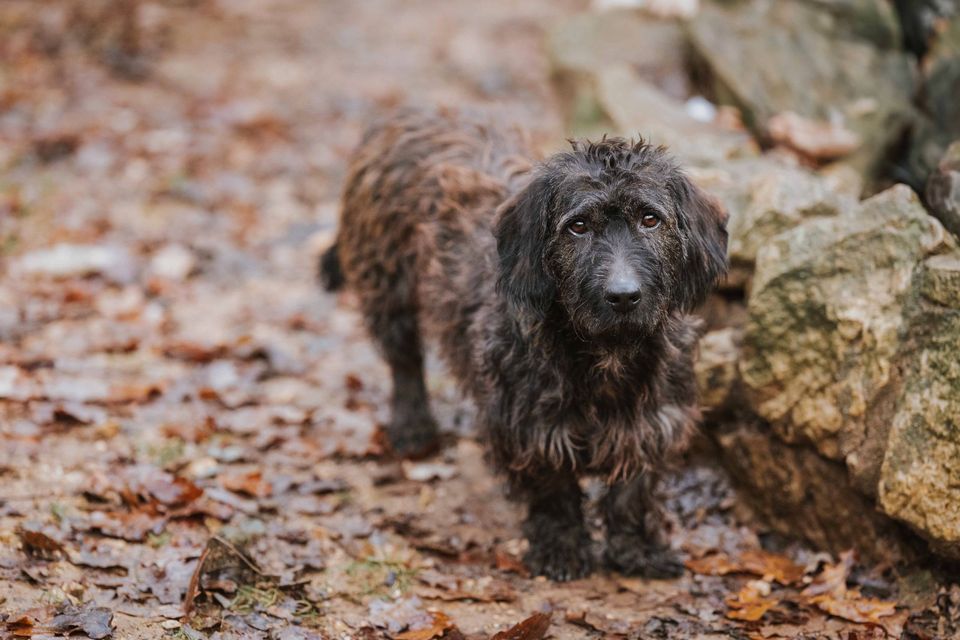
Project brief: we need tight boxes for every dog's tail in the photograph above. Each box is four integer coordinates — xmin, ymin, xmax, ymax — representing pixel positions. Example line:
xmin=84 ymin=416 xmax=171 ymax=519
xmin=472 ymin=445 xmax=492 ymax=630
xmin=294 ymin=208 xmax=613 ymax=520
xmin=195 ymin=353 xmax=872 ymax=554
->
xmin=319 ymin=241 xmax=345 ymax=292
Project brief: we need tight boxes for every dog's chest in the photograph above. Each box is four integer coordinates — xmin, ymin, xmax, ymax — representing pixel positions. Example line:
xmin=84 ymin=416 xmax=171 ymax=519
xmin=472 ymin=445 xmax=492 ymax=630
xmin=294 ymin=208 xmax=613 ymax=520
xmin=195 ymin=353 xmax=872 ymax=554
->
xmin=562 ymin=350 xmax=693 ymax=480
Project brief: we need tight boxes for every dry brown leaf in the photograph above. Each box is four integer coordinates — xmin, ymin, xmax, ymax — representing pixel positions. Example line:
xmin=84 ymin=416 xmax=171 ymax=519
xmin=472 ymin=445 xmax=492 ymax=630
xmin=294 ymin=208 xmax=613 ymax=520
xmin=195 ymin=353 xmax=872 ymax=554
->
xmin=494 ymin=549 xmax=529 ymax=577
xmin=740 ymin=549 xmax=806 ymax=586
xmin=808 ymin=593 xmax=897 ymax=624
xmin=686 ymin=549 xmax=804 ymax=586
xmin=490 ymin=612 xmax=551 ymax=640
xmin=395 ymin=611 xmax=455 ymax=640
xmin=565 ymin=610 xmax=635 ymax=636
xmin=5 ymin=608 xmax=52 ymax=638
xmin=217 ymin=469 xmax=273 ymax=498
xmin=798 ymin=551 xmax=901 ymax=635
xmin=801 ymin=550 xmax=854 ymax=599
xmin=726 ymin=580 xmax=778 ymax=622
xmin=17 ymin=523 xmax=65 ymax=558
xmin=417 ymin=569 xmax=517 ymax=603
xmin=685 ymin=552 xmax=740 ymax=576
xmin=85 ymin=510 xmax=165 ymax=542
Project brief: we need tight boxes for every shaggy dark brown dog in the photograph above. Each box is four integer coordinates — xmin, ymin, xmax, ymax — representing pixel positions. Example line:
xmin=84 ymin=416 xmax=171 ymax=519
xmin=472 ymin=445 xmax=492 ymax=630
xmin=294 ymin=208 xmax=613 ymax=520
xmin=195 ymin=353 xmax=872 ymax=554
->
xmin=321 ymin=107 xmax=728 ymax=581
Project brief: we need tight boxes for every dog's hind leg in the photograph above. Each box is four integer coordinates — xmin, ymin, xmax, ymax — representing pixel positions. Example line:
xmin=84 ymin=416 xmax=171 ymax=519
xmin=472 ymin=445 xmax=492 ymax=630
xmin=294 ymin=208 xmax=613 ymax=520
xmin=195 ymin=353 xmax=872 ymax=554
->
xmin=363 ymin=294 xmax=440 ymax=458
xmin=602 ymin=473 xmax=683 ymax=578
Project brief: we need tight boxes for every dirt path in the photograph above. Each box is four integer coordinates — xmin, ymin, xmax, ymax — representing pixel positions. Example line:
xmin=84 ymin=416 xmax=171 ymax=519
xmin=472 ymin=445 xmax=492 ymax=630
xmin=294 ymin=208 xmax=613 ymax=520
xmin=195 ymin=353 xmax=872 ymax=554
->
xmin=0 ymin=2 xmax=941 ymax=638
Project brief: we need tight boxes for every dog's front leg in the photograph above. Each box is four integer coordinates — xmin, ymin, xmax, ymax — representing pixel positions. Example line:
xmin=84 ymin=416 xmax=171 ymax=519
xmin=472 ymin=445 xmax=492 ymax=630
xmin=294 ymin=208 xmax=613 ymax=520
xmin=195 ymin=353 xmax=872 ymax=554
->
xmin=602 ymin=472 xmax=683 ymax=578
xmin=514 ymin=471 xmax=594 ymax=581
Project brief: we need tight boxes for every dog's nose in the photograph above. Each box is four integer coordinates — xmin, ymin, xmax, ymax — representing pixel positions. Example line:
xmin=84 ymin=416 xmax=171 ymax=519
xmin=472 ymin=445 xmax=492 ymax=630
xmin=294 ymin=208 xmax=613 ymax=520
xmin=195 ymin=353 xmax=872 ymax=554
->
xmin=604 ymin=280 xmax=641 ymax=312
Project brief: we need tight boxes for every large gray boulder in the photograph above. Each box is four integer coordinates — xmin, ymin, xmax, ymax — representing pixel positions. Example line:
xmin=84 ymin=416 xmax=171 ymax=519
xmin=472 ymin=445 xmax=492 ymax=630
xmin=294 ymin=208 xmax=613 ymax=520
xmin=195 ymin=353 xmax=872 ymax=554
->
xmin=548 ymin=10 xmax=757 ymax=166
xmin=686 ymin=0 xmax=916 ymax=184
xmin=692 ymin=158 xmax=855 ymax=286
xmin=878 ymin=254 xmax=960 ymax=558
xmin=738 ymin=184 xmax=960 ymax=556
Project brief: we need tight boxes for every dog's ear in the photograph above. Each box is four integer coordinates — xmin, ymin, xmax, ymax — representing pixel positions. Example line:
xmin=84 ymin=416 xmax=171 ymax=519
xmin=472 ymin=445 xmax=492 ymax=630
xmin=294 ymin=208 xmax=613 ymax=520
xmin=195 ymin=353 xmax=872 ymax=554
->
xmin=671 ymin=174 xmax=728 ymax=311
xmin=493 ymin=173 xmax=556 ymax=318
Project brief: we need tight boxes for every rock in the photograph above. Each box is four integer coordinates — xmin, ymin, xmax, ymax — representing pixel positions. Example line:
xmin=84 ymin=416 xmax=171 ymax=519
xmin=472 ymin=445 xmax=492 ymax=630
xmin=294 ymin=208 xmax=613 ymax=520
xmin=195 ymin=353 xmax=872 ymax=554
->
xmin=727 ymin=163 xmax=851 ymax=272
xmin=714 ymin=419 xmax=915 ymax=562
xmin=878 ymin=253 xmax=960 ymax=557
xmin=548 ymin=10 xmax=756 ymax=165
xmin=926 ymin=141 xmax=960 ymax=239
xmin=696 ymin=328 xmax=742 ymax=412
xmin=585 ymin=67 xmax=757 ymax=166
xmin=739 ymin=184 xmax=960 ymax=557
xmin=548 ymin=9 xmax=690 ymax=110
xmin=918 ymin=252 xmax=960 ymax=306
xmin=905 ymin=17 xmax=960 ymax=189
xmin=687 ymin=0 xmax=916 ymax=184
xmin=804 ymin=0 xmax=903 ymax=49
xmin=742 ymin=185 xmax=951 ymax=468
xmin=767 ymin=111 xmax=861 ymax=161
xmin=592 ymin=0 xmax=701 ymax=19
xmin=689 ymin=156 xmax=853 ymax=287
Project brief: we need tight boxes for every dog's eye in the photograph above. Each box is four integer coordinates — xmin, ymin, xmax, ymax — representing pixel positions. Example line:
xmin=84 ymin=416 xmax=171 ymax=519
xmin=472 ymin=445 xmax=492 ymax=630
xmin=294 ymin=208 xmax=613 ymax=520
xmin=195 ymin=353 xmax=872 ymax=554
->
xmin=640 ymin=213 xmax=661 ymax=229
xmin=567 ymin=219 xmax=589 ymax=236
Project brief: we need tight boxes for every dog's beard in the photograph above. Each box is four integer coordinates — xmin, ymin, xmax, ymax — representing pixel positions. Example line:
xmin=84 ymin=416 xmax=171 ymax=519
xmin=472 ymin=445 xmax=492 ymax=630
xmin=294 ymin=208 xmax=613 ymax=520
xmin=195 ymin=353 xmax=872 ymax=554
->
xmin=563 ymin=293 xmax=666 ymax=343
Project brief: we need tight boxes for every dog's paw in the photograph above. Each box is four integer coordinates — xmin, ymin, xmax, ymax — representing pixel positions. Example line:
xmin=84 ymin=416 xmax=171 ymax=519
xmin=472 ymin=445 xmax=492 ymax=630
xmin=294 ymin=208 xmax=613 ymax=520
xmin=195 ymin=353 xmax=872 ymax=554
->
xmin=385 ymin=412 xmax=440 ymax=459
xmin=605 ymin=534 xmax=684 ymax=579
xmin=523 ymin=539 xmax=595 ymax=582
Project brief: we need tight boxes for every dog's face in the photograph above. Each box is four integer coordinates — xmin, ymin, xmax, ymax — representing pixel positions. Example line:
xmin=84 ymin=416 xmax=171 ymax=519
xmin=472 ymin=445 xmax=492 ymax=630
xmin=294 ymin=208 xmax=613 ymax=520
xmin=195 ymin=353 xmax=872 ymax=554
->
xmin=495 ymin=138 xmax=727 ymax=340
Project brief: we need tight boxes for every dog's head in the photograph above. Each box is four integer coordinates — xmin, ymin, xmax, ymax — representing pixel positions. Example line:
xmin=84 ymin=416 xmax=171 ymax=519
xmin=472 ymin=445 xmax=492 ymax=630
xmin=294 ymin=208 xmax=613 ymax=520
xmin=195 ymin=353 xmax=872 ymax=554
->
xmin=494 ymin=137 xmax=727 ymax=340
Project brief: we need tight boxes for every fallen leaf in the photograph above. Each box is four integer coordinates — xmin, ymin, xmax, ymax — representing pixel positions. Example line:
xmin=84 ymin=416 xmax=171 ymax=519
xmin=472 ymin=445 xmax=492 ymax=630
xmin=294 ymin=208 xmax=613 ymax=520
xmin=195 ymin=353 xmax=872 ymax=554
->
xmin=85 ymin=510 xmax=165 ymax=542
xmin=5 ymin=608 xmax=51 ymax=638
xmin=808 ymin=593 xmax=897 ymax=624
xmin=685 ymin=552 xmax=739 ymax=576
xmin=740 ymin=549 xmax=806 ymax=586
xmin=417 ymin=571 xmax=517 ymax=603
xmin=67 ymin=541 xmax=130 ymax=571
xmin=50 ymin=605 xmax=114 ymax=639
xmin=726 ymin=580 xmax=778 ymax=622
xmin=686 ymin=549 xmax=804 ymax=585
xmin=218 ymin=469 xmax=273 ymax=498
xmin=17 ymin=523 xmax=65 ymax=558
xmin=183 ymin=536 xmax=264 ymax=615
xmin=368 ymin=597 xmax=435 ymax=635
xmin=494 ymin=549 xmax=529 ymax=577
xmin=801 ymin=550 xmax=854 ymax=599
xmin=799 ymin=551 xmax=901 ymax=635
xmin=565 ymin=610 xmax=636 ymax=636
xmin=396 ymin=611 xmax=456 ymax=640
xmin=490 ymin=612 xmax=550 ymax=640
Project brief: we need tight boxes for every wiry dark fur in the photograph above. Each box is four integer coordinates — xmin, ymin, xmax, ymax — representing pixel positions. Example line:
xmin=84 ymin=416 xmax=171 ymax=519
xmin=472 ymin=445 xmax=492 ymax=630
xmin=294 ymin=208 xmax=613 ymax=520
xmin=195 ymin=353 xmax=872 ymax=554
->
xmin=323 ymin=107 xmax=728 ymax=581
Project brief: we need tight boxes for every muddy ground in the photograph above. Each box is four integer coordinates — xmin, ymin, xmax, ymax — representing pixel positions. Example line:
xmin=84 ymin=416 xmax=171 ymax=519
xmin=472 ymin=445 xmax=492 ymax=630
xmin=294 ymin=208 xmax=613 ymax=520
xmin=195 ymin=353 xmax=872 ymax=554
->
xmin=0 ymin=1 xmax=954 ymax=639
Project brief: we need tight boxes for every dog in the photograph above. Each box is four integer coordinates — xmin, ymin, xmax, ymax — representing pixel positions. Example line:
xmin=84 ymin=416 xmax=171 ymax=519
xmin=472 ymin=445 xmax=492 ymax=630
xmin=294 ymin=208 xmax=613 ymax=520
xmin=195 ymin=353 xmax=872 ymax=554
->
xmin=321 ymin=107 xmax=728 ymax=580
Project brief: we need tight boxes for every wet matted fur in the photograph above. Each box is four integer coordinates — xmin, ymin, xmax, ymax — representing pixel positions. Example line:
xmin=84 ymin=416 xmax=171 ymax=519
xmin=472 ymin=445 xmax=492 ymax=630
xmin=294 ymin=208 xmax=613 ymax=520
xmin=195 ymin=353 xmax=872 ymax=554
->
xmin=321 ymin=107 xmax=728 ymax=580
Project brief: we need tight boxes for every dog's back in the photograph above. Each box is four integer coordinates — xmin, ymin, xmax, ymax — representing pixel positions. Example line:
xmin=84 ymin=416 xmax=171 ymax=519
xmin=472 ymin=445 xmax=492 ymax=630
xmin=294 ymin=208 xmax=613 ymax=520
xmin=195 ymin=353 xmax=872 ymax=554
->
xmin=324 ymin=108 xmax=535 ymax=454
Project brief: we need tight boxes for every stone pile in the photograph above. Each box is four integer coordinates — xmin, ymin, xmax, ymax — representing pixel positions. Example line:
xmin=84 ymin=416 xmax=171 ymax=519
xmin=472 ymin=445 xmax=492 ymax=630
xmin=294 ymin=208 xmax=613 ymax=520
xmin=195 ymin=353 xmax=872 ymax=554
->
xmin=549 ymin=0 xmax=960 ymax=561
